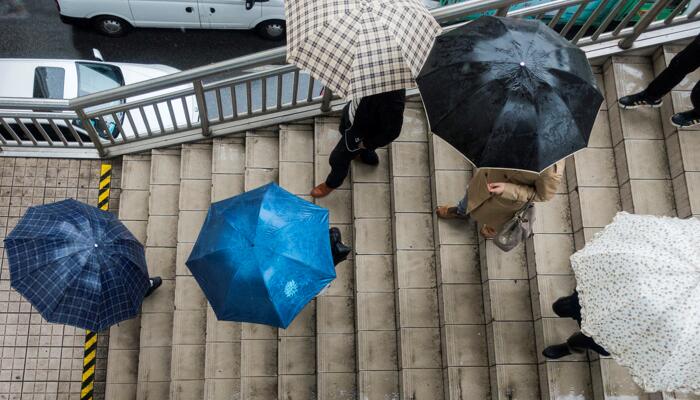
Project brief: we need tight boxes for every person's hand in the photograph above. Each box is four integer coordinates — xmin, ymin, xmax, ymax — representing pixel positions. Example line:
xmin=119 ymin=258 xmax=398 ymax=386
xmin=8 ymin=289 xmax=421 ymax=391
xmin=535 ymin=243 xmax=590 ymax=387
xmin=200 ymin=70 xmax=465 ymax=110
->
xmin=481 ymin=225 xmax=497 ymax=238
xmin=487 ymin=182 xmax=506 ymax=195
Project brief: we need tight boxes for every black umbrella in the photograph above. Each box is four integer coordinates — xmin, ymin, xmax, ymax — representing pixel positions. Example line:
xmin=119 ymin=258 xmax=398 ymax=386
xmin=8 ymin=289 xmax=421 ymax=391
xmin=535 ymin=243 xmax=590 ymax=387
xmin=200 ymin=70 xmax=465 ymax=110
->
xmin=416 ymin=16 xmax=603 ymax=172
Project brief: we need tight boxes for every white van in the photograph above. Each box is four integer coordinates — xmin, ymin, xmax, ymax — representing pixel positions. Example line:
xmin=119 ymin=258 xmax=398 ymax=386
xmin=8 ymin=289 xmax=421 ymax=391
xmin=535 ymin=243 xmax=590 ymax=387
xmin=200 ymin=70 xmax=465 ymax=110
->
xmin=57 ymin=0 xmax=286 ymax=40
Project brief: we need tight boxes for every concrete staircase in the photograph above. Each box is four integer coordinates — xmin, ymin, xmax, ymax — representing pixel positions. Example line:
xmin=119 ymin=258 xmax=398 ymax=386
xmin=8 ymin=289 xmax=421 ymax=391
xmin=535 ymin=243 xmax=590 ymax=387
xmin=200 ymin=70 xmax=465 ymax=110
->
xmin=104 ymin=49 xmax=700 ymax=400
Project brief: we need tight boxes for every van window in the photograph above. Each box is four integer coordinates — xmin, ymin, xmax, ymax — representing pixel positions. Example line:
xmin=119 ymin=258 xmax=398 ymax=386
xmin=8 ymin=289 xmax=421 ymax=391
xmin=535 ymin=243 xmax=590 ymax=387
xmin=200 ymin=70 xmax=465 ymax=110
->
xmin=33 ymin=67 xmax=66 ymax=99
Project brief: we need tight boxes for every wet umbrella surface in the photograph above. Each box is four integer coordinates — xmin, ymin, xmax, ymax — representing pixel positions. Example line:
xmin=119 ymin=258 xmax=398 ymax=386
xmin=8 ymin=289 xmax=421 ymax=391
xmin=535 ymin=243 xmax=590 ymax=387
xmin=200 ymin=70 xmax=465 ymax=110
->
xmin=417 ymin=16 xmax=603 ymax=172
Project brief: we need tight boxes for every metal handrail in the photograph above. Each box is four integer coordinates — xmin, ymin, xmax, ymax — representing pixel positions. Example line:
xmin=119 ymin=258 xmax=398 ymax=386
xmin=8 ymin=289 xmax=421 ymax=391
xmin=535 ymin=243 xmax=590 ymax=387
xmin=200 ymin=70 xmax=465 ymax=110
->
xmin=0 ymin=0 xmax=698 ymax=158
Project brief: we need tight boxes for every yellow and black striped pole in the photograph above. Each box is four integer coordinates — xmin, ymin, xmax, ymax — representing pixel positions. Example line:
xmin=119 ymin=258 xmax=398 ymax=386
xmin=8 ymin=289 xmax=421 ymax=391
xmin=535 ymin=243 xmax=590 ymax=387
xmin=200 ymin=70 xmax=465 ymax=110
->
xmin=82 ymin=163 xmax=112 ymax=400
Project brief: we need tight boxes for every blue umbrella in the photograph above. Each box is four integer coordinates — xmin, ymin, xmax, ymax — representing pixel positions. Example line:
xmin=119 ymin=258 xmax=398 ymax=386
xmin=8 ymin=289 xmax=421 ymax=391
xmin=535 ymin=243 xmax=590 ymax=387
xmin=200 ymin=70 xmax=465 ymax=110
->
xmin=187 ymin=182 xmax=335 ymax=328
xmin=4 ymin=199 xmax=149 ymax=331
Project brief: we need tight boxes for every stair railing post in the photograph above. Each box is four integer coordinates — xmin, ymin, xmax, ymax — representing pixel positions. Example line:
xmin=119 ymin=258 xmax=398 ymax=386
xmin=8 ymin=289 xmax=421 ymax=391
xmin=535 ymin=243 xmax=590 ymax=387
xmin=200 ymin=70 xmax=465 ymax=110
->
xmin=321 ymin=88 xmax=333 ymax=113
xmin=74 ymin=108 xmax=107 ymax=158
xmin=618 ymin=0 xmax=673 ymax=49
xmin=193 ymin=80 xmax=211 ymax=136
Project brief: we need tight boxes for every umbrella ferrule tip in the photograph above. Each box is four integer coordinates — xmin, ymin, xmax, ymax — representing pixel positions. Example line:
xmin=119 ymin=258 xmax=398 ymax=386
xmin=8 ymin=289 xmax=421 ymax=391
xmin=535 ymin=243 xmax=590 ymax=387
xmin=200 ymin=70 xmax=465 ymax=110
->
xmin=520 ymin=62 xmax=526 ymax=67
xmin=94 ymin=243 xmax=98 ymax=248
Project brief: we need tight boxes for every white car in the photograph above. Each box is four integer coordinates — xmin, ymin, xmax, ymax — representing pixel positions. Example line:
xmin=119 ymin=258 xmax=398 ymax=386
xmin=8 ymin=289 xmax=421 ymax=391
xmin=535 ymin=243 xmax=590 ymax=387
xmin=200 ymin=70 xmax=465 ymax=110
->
xmin=57 ymin=0 xmax=286 ymax=40
xmin=0 ymin=55 xmax=197 ymax=143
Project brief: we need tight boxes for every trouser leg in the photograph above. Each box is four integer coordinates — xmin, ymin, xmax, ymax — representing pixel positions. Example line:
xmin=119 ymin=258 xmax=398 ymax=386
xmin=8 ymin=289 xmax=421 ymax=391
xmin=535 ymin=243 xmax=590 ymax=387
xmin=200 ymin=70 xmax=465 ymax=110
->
xmin=691 ymin=81 xmax=700 ymax=113
xmin=567 ymin=332 xmax=609 ymax=356
xmin=456 ymin=187 xmax=469 ymax=215
xmin=325 ymin=136 xmax=355 ymax=189
xmin=645 ymin=35 xmax=700 ymax=100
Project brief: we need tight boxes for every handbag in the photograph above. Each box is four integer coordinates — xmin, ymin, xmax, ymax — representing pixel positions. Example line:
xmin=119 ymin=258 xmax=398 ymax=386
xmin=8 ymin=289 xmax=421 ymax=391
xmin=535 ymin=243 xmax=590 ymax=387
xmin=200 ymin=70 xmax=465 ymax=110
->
xmin=493 ymin=194 xmax=536 ymax=252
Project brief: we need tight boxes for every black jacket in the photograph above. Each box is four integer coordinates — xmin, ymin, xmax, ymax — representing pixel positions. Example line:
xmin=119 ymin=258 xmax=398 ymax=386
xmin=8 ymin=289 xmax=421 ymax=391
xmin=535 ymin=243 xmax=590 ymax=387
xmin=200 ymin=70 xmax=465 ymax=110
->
xmin=339 ymin=89 xmax=406 ymax=151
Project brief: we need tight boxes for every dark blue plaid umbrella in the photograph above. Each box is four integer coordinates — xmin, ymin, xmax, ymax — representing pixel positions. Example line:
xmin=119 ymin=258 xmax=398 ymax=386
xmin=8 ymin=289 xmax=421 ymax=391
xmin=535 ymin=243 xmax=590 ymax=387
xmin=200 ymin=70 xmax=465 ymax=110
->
xmin=4 ymin=199 xmax=149 ymax=331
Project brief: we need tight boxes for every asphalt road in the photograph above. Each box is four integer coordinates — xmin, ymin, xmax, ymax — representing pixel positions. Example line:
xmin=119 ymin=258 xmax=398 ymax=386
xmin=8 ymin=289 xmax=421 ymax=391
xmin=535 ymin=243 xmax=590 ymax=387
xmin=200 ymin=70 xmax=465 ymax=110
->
xmin=0 ymin=0 xmax=281 ymax=70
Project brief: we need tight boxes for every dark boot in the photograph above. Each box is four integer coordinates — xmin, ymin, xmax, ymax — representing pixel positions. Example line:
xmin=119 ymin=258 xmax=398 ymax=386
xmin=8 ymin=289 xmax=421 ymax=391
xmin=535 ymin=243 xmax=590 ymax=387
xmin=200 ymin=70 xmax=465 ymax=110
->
xmin=330 ymin=227 xmax=351 ymax=265
xmin=542 ymin=343 xmax=573 ymax=360
xmin=671 ymin=109 xmax=700 ymax=128
xmin=552 ymin=291 xmax=581 ymax=324
xmin=618 ymin=91 xmax=662 ymax=109
xmin=144 ymin=277 xmax=162 ymax=298
xmin=356 ymin=149 xmax=379 ymax=165
xmin=567 ymin=332 xmax=610 ymax=357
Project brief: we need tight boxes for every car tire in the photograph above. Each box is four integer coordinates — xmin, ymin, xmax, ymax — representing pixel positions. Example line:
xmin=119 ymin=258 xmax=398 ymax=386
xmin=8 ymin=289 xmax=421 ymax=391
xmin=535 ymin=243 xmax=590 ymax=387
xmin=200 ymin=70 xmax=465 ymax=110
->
xmin=93 ymin=16 xmax=131 ymax=37
xmin=256 ymin=20 xmax=285 ymax=41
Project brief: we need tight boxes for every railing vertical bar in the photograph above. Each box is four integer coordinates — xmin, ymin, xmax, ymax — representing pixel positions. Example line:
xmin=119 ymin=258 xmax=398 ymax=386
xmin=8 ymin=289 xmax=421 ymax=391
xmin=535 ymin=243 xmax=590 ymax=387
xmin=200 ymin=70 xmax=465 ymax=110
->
xmin=15 ymin=118 xmax=38 ymax=145
xmin=261 ymin=77 xmax=268 ymax=113
xmin=548 ymin=8 xmax=566 ymax=28
xmin=47 ymin=119 xmax=69 ymax=146
xmin=613 ymin=0 xmax=648 ymax=36
xmin=74 ymin=109 xmax=105 ymax=156
xmin=111 ymin=113 xmax=128 ymax=143
xmin=31 ymin=118 xmax=54 ymax=145
xmin=591 ymin=0 xmax=629 ymax=40
xmin=0 ymin=118 xmax=12 ymax=145
xmin=193 ymin=80 xmax=210 ymax=136
xmin=215 ymin=88 xmax=224 ymax=122
xmin=619 ymin=0 xmax=673 ymax=48
xmin=560 ymin=1 xmax=590 ymax=37
xmin=166 ymin=99 xmax=179 ymax=130
xmin=62 ymin=119 xmax=85 ymax=145
xmin=573 ymin=0 xmax=612 ymax=43
xmin=138 ymin=106 xmax=153 ymax=137
xmin=246 ymin=81 xmax=253 ymax=115
xmin=97 ymin=116 xmax=117 ymax=144
xmin=229 ymin=84 xmax=238 ymax=119
xmin=495 ymin=5 xmax=510 ymax=16
xmin=276 ymin=74 xmax=283 ymax=110
xmin=306 ymin=76 xmax=315 ymax=103
xmin=664 ymin=0 xmax=690 ymax=24
xmin=1 ymin=119 xmax=22 ymax=145
xmin=152 ymin=104 xmax=166 ymax=135
xmin=689 ymin=2 xmax=700 ymax=17
xmin=291 ymin=70 xmax=300 ymax=106
xmin=180 ymin=97 xmax=192 ymax=128
xmin=125 ymin=110 xmax=140 ymax=139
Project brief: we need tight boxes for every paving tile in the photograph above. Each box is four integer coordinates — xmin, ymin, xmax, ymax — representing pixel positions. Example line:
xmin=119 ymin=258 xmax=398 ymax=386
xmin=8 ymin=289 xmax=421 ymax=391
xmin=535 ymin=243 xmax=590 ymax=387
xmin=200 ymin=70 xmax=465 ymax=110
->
xmin=316 ymin=372 xmax=356 ymax=400
xmin=627 ymin=179 xmax=676 ymax=216
xmin=240 ymin=377 xmax=277 ymax=399
xmin=483 ymin=280 xmax=532 ymax=322
xmin=317 ymin=334 xmax=355 ymax=373
xmin=398 ymin=328 xmax=442 ymax=369
xmin=525 ymin=234 xmax=574 ymax=278
xmin=204 ymin=342 xmax=241 ymax=379
xmin=395 ymin=250 xmax=436 ymax=289
xmin=570 ymin=148 xmax=618 ymax=187
xmin=145 ymin=246 xmax=177 ymax=280
xmin=432 ymin=135 xmax=471 ymax=171
xmin=278 ymin=375 xmax=316 ymax=400
xmin=539 ymin=361 xmax=593 ymax=400
xmin=356 ymin=292 xmax=396 ymax=331
xmin=316 ymin=189 xmax=352 ymax=224
xmin=392 ymin=176 xmax=432 ymax=213
xmin=246 ymin=136 xmax=279 ymax=169
xmin=532 ymin=194 xmax=572 ymax=235
xmin=279 ymin=301 xmax=315 ymax=337
xmin=240 ymin=340 xmax=277 ymax=377
xmin=180 ymin=146 xmax=212 ymax=180
xmin=575 ymin=187 xmax=621 ymax=228
xmin=139 ymin=313 xmax=174 ymax=348
xmin=437 ymin=245 xmax=481 ymax=284
xmin=172 ymin=310 xmax=206 ymax=345
xmin=354 ymin=218 xmax=392 ymax=255
xmin=357 ymin=331 xmax=399 ymax=371
xmin=205 ymin=311 xmax=241 ymax=344
xmin=147 ymin=184 xmax=179 ymax=216
xmin=394 ymin=213 xmax=434 ymax=250
xmin=173 ymin=276 xmax=207 ymax=311
xmin=146 ymin=215 xmax=178 ymax=247
xmin=136 ymin=346 xmax=171 ymax=382
xmin=357 ymin=371 xmax=399 ymax=400
xmin=211 ymin=174 xmax=245 ymax=202
xmin=278 ymin=162 xmax=313 ymax=195
xmin=397 ymin=289 xmax=439 ymax=328
xmin=391 ymin=142 xmax=430 ymax=178
xmin=279 ymin=125 xmax=314 ymax=162
xmin=397 ymin=108 xmax=429 ymax=142
xmin=442 ymin=325 xmax=488 ymax=367
xmin=140 ymin=279 xmax=175 ymax=313
xmin=212 ymin=141 xmax=245 ymax=174
xmin=400 ymin=368 xmax=444 ymax=399
xmin=122 ymin=160 xmax=151 ymax=190
xmin=489 ymin=322 xmax=537 ymax=365
xmin=105 ymin=349 xmax=139 ymax=384
xmin=352 ymin=149 xmax=390 ymax=183
xmin=316 ymin=296 xmax=354 ymax=334
xmin=480 ymin=241 xmax=528 ymax=281
xmin=353 ymin=183 xmax=390 ymax=218
xmin=314 ymin=117 xmax=342 ymax=157
xmin=434 ymin=170 xmax=470 ymax=204
xmin=323 ymin=260 xmax=354 ymax=297
xmin=530 ymin=275 xmax=576 ymax=320
xmin=277 ymin=337 xmax=315 ymax=375
xmin=170 ymin=344 xmax=205 ymax=380
xmin=150 ymin=153 xmax=181 ymax=185
xmin=489 ymin=364 xmax=540 ymax=400
xmin=244 ymin=169 xmax=278 ymax=191
xmin=136 ymin=381 xmax=170 ymax=400
xmin=445 ymin=367 xmax=491 ymax=400
xmin=178 ymin=179 xmax=212 ymax=211
xmin=118 ymin=190 xmax=150 ymax=220
xmin=177 ymin=210 xmax=207 ymax=243
xmin=355 ymin=255 xmax=395 ymax=293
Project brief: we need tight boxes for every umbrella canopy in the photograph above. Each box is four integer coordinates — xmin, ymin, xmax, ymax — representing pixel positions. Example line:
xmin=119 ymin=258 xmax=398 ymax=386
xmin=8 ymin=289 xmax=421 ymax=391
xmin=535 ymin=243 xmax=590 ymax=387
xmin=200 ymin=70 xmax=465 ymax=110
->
xmin=186 ymin=183 xmax=336 ymax=328
xmin=416 ymin=16 xmax=603 ymax=172
xmin=285 ymin=0 xmax=441 ymax=99
xmin=571 ymin=212 xmax=700 ymax=394
xmin=4 ymin=199 xmax=149 ymax=332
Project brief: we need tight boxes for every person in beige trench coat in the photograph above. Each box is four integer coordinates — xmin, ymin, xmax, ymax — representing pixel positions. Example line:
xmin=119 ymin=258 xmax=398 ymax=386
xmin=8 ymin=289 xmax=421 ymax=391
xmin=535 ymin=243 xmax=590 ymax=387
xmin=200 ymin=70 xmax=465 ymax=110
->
xmin=436 ymin=160 xmax=565 ymax=238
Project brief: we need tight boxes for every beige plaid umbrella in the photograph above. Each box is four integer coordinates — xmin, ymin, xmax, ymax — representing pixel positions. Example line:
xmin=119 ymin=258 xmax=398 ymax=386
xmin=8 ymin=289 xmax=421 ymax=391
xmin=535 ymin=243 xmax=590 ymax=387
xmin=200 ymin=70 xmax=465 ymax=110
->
xmin=286 ymin=0 xmax=442 ymax=99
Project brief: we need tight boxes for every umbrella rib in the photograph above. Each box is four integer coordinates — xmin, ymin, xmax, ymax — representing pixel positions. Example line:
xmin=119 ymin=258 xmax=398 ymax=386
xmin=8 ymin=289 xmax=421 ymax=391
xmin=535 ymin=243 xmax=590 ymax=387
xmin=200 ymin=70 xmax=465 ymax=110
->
xmin=429 ymin=76 xmax=506 ymax=131
xmin=39 ymin=253 xmax=91 ymax=323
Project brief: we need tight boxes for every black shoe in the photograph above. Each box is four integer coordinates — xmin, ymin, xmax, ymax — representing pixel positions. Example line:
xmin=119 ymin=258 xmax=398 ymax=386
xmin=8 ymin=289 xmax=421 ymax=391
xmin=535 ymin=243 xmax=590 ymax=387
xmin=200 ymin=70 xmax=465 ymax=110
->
xmin=618 ymin=92 xmax=662 ymax=109
xmin=358 ymin=149 xmax=379 ymax=166
xmin=671 ymin=110 xmax=700 ymax=128
xmin=542 ymin=343 xmax=573 ymax=360
xmin=552 ymin=292 xmax=581 ymax=323
xmin=567 ymin=332 xmax=610 ymax=357
xmin=330 ymin=227 xmax=351 ymax=265
xmin=144 ymin=277 xmax=162 ymax=298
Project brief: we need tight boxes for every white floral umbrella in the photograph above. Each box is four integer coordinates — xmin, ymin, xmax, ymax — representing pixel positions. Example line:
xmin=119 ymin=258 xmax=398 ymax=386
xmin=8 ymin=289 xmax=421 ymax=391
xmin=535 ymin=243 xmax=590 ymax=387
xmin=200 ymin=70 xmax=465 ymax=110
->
xmin=285 ymin=0 xmax=441 ymax=99
xmin=570 ymin=212 xmax=700 ymax=394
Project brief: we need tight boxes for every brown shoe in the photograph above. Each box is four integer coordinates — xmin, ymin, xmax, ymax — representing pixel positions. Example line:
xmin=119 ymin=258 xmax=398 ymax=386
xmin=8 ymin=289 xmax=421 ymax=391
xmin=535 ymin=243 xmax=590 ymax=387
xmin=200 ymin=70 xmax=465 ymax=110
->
xmin=436 ymin=206 xmax=469 ymax=220
xmin=311 ymin=183 xmax=334 ymax=198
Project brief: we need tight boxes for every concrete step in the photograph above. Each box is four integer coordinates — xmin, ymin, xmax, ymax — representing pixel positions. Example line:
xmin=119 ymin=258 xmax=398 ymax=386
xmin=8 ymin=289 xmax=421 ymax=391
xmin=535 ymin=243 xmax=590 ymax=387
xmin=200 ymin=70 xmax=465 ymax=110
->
xmin=389 ymin=102 xmax=444 ymax=399
xmin=137 ymin=148 xmax=182 ymax=400
xmin=170 ymin=143 xmax=212 ymax=399
xmin=277 ymin=123 xmax=317 ymax=400
xmin=428 ymin=133 xmax=489 ymax=400
xmin=203 ymin=136 xmax=245 ymax=400
xmin=240 ymin=129 xmax=280 ymax=399
xmin=314 ymin=116 xmax=358 ymax=400
xmin=106 ymin=154 xmax=152 ymax=399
